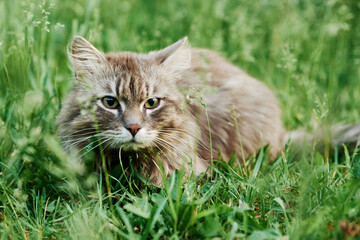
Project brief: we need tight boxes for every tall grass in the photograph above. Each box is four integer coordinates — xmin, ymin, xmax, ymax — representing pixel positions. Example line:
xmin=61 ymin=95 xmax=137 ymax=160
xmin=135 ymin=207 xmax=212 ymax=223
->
xmin=1 ymin=0 xmax=360 ymax=239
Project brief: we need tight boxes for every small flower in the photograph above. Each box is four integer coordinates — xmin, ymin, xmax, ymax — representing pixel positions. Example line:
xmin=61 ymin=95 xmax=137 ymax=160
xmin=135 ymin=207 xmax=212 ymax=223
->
xmin=55 ymin=22 xmax=65 ymax=30
xmin=32 ymin=20 xmax=41 ymax=26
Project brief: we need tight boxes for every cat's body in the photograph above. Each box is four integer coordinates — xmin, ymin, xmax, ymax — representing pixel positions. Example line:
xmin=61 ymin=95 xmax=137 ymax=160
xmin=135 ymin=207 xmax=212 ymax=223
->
xmin=57 ymin=37 xmax=286 ymax=185
xmin=185 ymin=48 xmax=285 ymax=160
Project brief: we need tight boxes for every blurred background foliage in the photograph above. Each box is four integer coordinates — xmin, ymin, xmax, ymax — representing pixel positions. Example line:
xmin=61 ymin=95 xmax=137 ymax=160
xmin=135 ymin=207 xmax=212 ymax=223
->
xmin=0 ymin=0 xmax=360 ymax=239
xmin=1 ymin=0 xmax=360 ymax=127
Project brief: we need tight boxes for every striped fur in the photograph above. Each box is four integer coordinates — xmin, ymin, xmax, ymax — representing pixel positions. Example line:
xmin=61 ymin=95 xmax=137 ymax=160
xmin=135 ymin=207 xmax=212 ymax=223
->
xmin=57 ymin=36 xmax=285 ymax=185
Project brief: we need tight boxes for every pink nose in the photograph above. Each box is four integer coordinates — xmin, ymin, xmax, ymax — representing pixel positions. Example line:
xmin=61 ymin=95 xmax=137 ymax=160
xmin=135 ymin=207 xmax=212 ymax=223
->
xmin=126 ymin=124 xmax=142 ymax=137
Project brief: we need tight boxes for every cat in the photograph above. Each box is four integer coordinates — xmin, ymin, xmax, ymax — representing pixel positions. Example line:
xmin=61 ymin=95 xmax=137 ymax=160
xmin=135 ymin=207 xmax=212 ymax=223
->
xmin=57 ymin=36 xmax=359 ymax=186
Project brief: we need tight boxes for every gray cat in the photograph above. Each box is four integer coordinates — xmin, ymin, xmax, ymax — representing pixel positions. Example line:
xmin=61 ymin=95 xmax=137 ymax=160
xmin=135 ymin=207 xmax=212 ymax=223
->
xmin=57 ymin=36 xmax=360 ymax=185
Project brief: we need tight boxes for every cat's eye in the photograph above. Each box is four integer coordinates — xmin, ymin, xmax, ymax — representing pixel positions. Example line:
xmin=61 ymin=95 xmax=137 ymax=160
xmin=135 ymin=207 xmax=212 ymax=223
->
xmin=102 ymin=96 xmax=119 ymax=109
xmin=144 ymin=98 xmax=160 ymax=109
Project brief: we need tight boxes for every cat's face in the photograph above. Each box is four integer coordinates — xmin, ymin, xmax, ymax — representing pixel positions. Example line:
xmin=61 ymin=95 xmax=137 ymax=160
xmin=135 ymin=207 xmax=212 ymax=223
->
xmin=58 ymin=36 xmax=192 ymax=152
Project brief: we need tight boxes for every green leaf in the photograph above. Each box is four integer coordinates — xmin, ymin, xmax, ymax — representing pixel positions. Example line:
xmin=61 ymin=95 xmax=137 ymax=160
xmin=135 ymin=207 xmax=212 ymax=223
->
xmin=247 ymin=227 xmax=283 ymax=240
xmin=124 ymin=203 xmax=150 ymax=219
xmin=193 ymin=180 xmax=222 ymax=205
xmin=198 ymin=218 xmax=222 ymax=238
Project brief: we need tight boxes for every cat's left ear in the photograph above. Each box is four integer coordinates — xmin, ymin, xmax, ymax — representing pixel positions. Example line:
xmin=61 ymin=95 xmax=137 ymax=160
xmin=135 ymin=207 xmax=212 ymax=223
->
xmin=153 ymin=37 xmax=191 ymax=74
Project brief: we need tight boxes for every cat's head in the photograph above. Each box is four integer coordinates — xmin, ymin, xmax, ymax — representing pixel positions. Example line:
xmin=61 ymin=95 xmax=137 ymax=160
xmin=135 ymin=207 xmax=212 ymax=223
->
xmin=57 ymin=36 xmax=193 ymax=152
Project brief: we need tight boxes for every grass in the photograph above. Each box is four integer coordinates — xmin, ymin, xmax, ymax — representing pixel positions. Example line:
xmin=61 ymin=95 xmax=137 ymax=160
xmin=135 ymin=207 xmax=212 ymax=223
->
xmin=1 ymin=0 xmax=360 ymax=239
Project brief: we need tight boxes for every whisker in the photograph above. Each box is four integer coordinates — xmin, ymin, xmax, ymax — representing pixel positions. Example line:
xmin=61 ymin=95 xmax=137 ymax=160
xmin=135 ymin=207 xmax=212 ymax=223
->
xmin=64 ymin=136 xmax=95 ymax=152
xmin=157 ymin=133 xmax=198 ymax=152
xmin=158 ymin=132 xmax=193 ymax=144
xmin=61 ymin=127 xmax=97 ymax=138
xmin=158 ymin=129 xmax=210 ymax=151
xmin=160 ymin=127 xmax=199 ymax=136
xmin=153 ymin=141 xmax=171 ymax=163
xmin=153 ymin=139 xmax=174 ymax=156
xmin=98 ymin=138 xmax=114 ymax=156
xmin=63 ymin=131 xmax=113 ymax=151
xmin=79 ymin=137 xmax=113 ymax=158
xmin=155 ymin=137 xmax=188 ymax=159
xmin=62 ymin=135 xmax=93 ymax=144
xmin=101 ymin=129 xmax=123 ymax=135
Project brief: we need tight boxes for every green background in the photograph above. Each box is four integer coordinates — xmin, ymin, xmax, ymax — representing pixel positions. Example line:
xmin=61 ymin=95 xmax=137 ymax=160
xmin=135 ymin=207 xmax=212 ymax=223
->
xmin=0 ymin=0 xmax=360 ymax=239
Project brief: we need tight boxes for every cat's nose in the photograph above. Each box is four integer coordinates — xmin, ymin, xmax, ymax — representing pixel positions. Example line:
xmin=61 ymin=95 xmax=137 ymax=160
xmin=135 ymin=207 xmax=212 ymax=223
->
xmin=126 ymin=124 xmax=142 ymax=137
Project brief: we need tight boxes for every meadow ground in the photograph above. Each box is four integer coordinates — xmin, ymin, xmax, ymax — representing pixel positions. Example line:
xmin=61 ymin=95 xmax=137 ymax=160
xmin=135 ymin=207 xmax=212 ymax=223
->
xmin=1 ymin=0 xmax=360 ymax=239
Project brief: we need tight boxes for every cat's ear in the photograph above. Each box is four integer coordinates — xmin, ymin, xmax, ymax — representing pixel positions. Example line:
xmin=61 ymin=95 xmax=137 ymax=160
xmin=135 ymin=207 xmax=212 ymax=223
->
xmin=69 ymin=36 xmax=107 ymax=81
xmin=154 ymin=37 xmax=191 ymax=74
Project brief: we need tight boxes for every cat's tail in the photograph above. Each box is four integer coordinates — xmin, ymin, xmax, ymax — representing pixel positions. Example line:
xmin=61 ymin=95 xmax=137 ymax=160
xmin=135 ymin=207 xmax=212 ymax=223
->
xmin=285 ymin=123 xmax=360 ymax=154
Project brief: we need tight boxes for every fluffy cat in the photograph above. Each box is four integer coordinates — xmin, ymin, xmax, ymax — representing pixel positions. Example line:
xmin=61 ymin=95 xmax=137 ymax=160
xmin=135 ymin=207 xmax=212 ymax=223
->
xmin=57 ymin=36 xmax=358 ymax=186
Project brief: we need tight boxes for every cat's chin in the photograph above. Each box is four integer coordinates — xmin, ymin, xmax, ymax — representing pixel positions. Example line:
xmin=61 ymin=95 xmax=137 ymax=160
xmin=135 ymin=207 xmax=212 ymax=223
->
xmin=118 ymin=142 xmax=152 ymax=151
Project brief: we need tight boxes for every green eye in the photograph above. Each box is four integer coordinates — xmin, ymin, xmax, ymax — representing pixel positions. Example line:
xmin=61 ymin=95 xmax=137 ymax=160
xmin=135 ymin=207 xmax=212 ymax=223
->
xmin=102 ymin=96 xmax=119 ymax=109
xmin=144 ymin=98 xmax=160 ymax=109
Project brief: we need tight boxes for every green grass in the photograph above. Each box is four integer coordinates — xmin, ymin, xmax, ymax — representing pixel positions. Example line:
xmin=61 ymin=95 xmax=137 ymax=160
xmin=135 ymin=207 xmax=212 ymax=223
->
xmin=1 ymin=0 xmax=360 ymax=239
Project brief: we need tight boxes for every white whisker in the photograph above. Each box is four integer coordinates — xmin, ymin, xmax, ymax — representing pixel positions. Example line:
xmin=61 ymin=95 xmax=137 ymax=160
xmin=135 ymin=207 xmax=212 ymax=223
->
xmin=79 ymin=137 xmax=113 ymax=158
xmin=62 ymin=127 xmax=97 ymax=138
xmin=64 ymin=136 xmax=94 ymax=151
xmin=158 ymin=128 xmax=209 ymax=151
xmin=153 ymin=141 xmax=171 ymax=163
xmin=155 ymin=137 xmax=188 ymax=159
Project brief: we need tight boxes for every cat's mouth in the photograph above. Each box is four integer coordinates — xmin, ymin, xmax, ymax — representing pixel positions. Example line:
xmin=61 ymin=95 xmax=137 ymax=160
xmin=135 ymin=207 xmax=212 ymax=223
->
xmin=103 ymin=128 xmax=157 ymax=151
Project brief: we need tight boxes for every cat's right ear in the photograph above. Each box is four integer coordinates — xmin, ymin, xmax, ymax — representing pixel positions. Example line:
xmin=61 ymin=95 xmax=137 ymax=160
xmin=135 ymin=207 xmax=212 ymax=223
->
xmin=151 ymin=37 xmax=191 ymax=77
xmin=69 ymin=36 xmax=107 ymax=81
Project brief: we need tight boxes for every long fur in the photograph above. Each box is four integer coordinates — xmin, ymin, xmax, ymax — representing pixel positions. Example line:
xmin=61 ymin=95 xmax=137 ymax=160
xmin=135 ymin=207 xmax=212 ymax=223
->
xmin=57 ymin=36 xmax=289 ymax=185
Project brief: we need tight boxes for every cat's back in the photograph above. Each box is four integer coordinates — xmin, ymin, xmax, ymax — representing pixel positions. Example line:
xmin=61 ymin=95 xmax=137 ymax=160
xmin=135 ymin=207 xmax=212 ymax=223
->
xmin=189 ymin=48 xmax=253 ymax=85
xmin=188 ymin=48 xmax=279 ymax=108
xmin=187 ymin=48 xmax=285 ymax=160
